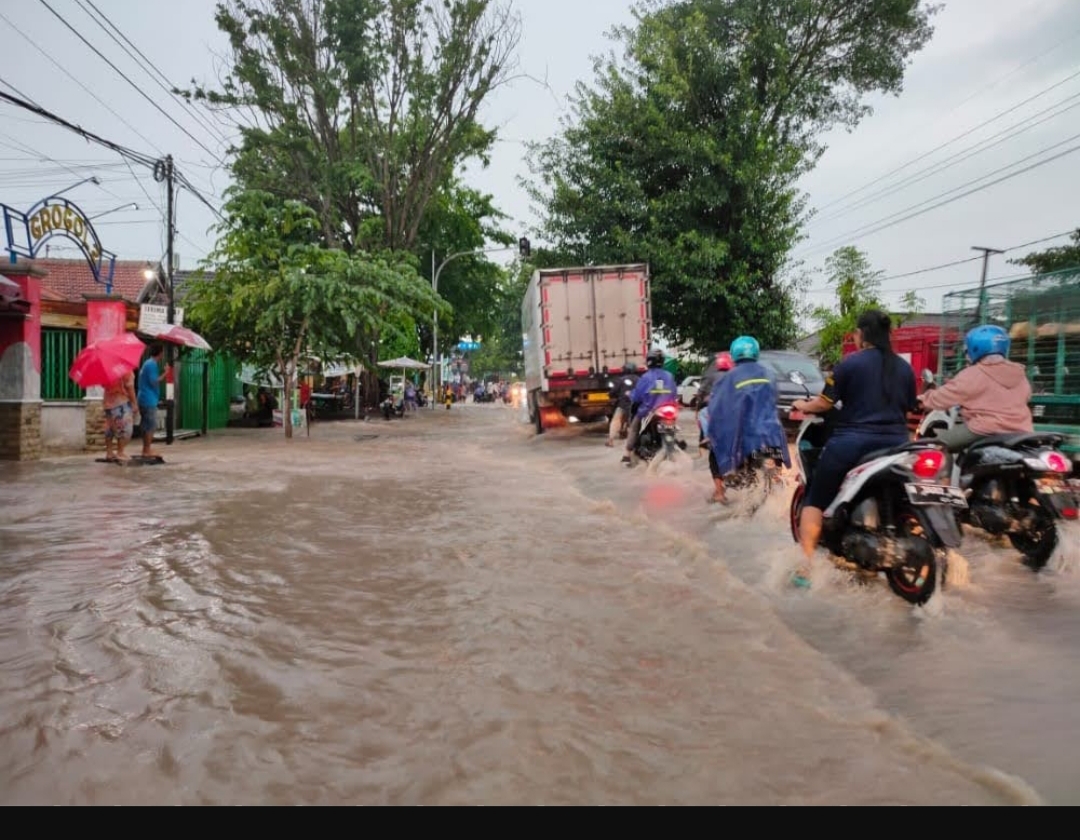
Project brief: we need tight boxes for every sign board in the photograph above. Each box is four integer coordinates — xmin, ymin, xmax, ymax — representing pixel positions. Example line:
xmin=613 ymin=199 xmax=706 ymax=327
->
xmin=139 ymin=303 xmax=184 ymax=330
xmin=1 ymin=196 xmax=117 ymax=291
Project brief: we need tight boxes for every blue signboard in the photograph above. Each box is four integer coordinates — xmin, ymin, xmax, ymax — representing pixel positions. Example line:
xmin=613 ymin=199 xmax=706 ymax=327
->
xmin=1 ymin=196 xmax=117 ymax=292
xmin=457 ymin=340 xmax=481 ymax=351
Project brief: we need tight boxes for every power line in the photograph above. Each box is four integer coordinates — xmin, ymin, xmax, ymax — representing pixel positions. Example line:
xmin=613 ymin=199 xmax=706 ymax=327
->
xmin=810 ymin=89 xmax=1080 ymax=227
xmin=35 ymin=0 xmax=224 ymax=163
xmin=0 ymin=8 xmax=165 ymax=156
xmin=805 ymin=229 xmax=1077 ymax=294
xmin=72 ymin=0 xmax=232 ymax=152
xmin=811 ymin=65 xmax=1080 ymax=218
xmin=0 ymin=87 xmax=157 ymax=167
xmin=797 ymin=130 xmax=1080 ymax=258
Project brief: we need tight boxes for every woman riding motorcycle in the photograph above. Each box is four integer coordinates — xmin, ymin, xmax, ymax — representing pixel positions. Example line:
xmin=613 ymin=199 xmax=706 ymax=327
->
xmin=622 ymin=348 xmax=677 ymax=466
xmin=704 ymin=336 xmax=790 ymax=504
xmin=790 ymin=310 xmax=918 ymax=583
xmin=917 ymin=324 xmax=1033 ymax=451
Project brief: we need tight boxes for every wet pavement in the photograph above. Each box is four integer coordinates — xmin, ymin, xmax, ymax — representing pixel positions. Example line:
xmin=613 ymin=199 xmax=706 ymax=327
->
xmin=1 ymin=402 xmax=1078 ymax=804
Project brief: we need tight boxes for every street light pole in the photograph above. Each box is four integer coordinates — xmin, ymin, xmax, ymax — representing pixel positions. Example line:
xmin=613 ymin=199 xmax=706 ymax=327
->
xmin=430 ymin=244 xmax=519 ymax=408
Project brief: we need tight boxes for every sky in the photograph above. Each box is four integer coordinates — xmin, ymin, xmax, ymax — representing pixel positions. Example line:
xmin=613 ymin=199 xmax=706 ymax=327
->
xmin=1 ymin=0 xmax=1079 ymax=326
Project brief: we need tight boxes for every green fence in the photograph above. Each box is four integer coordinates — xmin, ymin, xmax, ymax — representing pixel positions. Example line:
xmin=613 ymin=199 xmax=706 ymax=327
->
xmin=178 ymin=350 xmax=241 ymax=430
xmin=41 ymin=328 xmax=85 ymax=401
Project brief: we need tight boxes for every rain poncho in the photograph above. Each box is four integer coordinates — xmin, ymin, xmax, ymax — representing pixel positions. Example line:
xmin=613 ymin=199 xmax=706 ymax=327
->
xmin=706 ymin=360 xmax=791 ymax=476
xmin=629 ymin=368 xmax=678 ymax=419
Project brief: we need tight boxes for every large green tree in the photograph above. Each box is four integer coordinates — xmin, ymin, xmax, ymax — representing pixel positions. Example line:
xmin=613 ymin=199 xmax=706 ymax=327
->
xmin=184 ymin=0 xmax=521 ymax=384
xmin=526 ymin=0 xmax=938 ymax=353
xmin=186 ymin=190 xmax=447 ymax=438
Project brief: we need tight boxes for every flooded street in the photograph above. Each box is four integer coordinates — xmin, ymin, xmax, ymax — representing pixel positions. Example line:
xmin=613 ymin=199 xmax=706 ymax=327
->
xmin=1 ymin=403 xmax=1078 ymax=804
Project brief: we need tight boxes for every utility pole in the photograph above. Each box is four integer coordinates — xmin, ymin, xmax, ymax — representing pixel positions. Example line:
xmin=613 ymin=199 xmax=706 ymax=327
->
xmin=164 ymin=155 xmax=176 ymax=444
xmin=971 ymin=246 xmax=1003 ymax=324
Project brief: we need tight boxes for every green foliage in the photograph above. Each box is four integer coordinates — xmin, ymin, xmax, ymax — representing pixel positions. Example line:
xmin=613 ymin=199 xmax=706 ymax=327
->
xmin=1009 ymin=229 xmax=1080 ymax=275
xmin=811 ymin=246 xmax=884 ymax=367
xmin=526 ymin=0 xmax=938 ymax=354
xmin=465 ymin=260 xmax=532 ymax=378
xmin=186 ymin=189 xmax=447 ymax=436
xmin=183 ymin=0 xmax=522 ymax=367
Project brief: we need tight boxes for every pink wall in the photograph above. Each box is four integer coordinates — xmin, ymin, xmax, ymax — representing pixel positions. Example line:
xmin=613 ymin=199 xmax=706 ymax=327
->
xmin=85 ymin=297 xmax=127 ymax=345
xmin=0 ymin=272 xmax=42 ymax=401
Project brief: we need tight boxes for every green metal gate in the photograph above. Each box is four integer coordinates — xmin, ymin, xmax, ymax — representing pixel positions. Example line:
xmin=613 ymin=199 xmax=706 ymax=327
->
xmin=178 ymin=350 xmax=241 ymax=430
xmin=41 ymin=328 xmax=85 ymax=400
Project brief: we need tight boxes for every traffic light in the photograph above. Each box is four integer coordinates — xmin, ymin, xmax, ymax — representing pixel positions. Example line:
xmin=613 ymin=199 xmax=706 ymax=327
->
xmin=518 ymin=237 xmax=531 ymax=258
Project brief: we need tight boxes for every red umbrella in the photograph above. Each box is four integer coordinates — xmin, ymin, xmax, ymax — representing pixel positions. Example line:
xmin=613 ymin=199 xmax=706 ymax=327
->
xmin=141 ymin=323 xmax=211 ymax=351
xmin=69 ymin=333 xmax=147 ymax=389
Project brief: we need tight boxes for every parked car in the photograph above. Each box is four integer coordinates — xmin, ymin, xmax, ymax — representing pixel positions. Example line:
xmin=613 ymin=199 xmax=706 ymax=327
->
xmin=758 ymin=350 xmax=826 ymax=431
xmin=678 ymin=375 xmax=702 ymax=407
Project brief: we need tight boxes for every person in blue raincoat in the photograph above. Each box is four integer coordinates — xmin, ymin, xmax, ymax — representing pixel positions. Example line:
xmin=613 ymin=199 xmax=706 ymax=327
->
xmin=705 ymin=335 xmax=790 ymax=504
xmin=622 ymin=347 xmax=678 ymax=466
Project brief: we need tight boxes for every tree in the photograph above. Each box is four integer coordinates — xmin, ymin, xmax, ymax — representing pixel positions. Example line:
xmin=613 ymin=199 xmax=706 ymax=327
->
xmin=526 ymin=0 xmax=938 ymax=353
xmin=182 ymin=0 xmax=522 ymax=388
xmin=185 ymin=189 xmax=447 ymax=438
xmin=1009 ymin=229 xmax=1080 ymax=275
xmin=811 ymin=246 xmax=885 ymax=366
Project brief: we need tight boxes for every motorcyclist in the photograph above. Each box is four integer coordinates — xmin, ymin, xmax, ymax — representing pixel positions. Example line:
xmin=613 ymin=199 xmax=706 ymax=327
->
xmin=917 ymin=324 xmax=1033 ymax=451
xmin=622 ymin=348 xmax=677 ymax=466
xmin=790 ymin=310 xmax=917 ymax=584
xmin=696 ymin=351 xmax=733 ymax=453
xmin=606 ymin=362 xmax=640 ymax=447
xmin=704 ymin=336 xmax=790 ymax=504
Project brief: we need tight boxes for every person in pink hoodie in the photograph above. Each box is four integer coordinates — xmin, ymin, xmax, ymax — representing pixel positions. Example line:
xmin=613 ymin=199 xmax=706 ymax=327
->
xmin=918 ymin=324 xmax=1033 ymax=451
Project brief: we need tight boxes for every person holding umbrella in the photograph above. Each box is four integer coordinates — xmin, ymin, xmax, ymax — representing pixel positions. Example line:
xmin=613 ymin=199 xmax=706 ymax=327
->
xmin=102 ymin=368 xmax=138 ymax=461
xmin=137 ymin=343 xmax=170 ymax=459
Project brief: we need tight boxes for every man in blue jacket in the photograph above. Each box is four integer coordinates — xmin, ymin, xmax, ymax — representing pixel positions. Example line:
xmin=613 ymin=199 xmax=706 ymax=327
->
xmin=705 ymin=335 xmax=790 ymax=503
xmin=622 ymin=348 xmax=678 ymax=466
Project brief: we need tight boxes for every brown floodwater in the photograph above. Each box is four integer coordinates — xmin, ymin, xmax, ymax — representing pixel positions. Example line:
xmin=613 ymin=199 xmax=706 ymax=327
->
xmin=1 ymin=403 xmax=1077 ymax=804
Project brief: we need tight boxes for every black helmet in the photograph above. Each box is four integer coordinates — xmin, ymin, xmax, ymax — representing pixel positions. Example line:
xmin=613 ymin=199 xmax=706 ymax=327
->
xmin=622 ymin=362 xmax=636 ymax=374
xmin=646 ymin=348 xmax=664 ymax=369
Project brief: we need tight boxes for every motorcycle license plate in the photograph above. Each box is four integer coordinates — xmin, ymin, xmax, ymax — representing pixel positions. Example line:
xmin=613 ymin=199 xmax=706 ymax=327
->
xmin=904 ymin=483 xmax=968 ymax=508
xmin=585 ymin=392 xmax=611 ymax=402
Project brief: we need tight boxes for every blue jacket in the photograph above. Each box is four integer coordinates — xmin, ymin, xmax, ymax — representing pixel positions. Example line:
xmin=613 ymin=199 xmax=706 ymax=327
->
xmin=706 ymin=360 xmax=791 ymax=475
xmin=629 ymin=368 xmax=677 ymax=419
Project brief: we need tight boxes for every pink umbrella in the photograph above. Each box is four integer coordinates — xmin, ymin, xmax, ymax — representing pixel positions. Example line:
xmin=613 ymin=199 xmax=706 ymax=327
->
xmin=141 ymin=323 xmax=212 ymax=350
xmin=69 ymin=333 xmax=146 ymax=389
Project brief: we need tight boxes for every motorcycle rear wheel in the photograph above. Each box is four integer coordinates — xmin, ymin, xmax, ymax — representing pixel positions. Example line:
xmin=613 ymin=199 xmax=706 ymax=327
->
xmin=1008 ymin=504 xmax=1057 ymax=570
xmin=885 ymin=557 xmax=938 ymax=605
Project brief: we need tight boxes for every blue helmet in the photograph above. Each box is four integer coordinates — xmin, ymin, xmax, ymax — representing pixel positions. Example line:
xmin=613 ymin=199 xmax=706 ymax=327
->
xmin=965 ymin=324 xmax=1010 ymax=363
xmin=729 ymin=335 xmax=760 ymax=363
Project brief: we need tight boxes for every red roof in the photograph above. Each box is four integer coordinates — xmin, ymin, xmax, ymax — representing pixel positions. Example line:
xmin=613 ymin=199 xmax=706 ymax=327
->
xmin=29 ymin=258 xmax=157 ymax=303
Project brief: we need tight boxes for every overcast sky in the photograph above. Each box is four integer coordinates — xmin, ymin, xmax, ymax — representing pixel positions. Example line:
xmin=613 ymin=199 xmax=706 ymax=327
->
xmin=2 ymin=0 xmax=1078 ymax=322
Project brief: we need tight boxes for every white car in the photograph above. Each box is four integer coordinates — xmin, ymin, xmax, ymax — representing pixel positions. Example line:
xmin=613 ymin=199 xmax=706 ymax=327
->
xmin=678 ymin=376 xmax=702 ymax=406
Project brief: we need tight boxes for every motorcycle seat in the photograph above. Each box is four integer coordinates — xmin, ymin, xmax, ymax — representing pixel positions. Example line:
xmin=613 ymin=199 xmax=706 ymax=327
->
xmin=962 ymin=431 xmax=1064 ymax=452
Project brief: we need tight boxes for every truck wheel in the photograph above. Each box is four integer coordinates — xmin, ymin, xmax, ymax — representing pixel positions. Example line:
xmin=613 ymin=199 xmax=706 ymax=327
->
xmin=529 ymin=393 xmax=544 ymax=435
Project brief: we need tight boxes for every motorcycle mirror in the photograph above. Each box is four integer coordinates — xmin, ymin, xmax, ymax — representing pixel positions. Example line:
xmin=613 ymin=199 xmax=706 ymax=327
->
xmin=789 ymin=371 xmax=806 ymax=386
xmin=921 ymin=369 xmax=935 ymax=386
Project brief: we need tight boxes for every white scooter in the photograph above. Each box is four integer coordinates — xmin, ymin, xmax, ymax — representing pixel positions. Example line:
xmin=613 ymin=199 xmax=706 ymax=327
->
xmin=787 ymin=372 xmax=966 ymax=605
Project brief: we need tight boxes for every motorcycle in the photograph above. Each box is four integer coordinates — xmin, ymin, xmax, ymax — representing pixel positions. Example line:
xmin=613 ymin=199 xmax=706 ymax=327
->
xmin=788 ymin=401 xmax=966 ymax=606
xmin=630 ymin=401 xmax=688 ymax=465
xmin=916 ymin=369 xmax=1079 ymax=569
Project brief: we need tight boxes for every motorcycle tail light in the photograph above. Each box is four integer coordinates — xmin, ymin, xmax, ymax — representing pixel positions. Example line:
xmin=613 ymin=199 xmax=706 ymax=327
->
xmin=910 ymin=449 xmax=945 ymax=480
xmin=1044 ymin=451 xmax=1070 ymax=473
xmin=656 ymin=404 xmax=679 ymax=423
xmin=1062 ymin=507 xmax=1078 ymax=520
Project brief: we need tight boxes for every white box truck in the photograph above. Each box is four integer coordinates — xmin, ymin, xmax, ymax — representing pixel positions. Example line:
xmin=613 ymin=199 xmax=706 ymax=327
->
xmin=521 ymin=263 xmax=651 ymax=433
